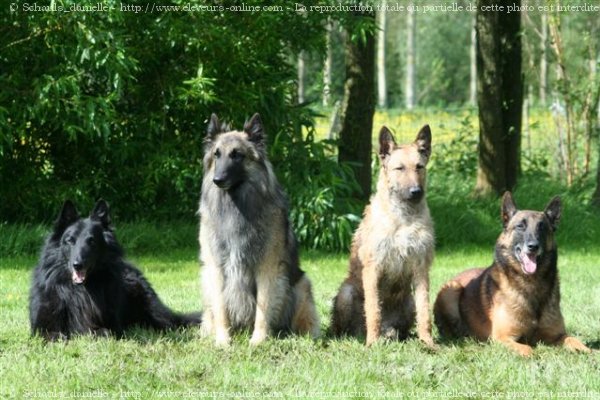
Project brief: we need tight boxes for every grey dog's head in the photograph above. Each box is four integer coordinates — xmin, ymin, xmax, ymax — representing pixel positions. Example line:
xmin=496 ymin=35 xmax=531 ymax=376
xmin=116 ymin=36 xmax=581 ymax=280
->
xmin=203 ymin=113 xmax=266 ymax=191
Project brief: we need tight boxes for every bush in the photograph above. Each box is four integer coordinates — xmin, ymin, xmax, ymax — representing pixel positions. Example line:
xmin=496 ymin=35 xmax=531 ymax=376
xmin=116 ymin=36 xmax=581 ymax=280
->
xmin=0 ymin=1 xmax=328 ymax=224
xmin=269 ymin=109 xmax=362 ymax=252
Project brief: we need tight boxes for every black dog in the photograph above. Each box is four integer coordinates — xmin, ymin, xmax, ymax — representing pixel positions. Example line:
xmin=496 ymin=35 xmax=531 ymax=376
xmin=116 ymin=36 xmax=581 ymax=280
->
xmin=29 ymin=200 xmax=200 ymax=340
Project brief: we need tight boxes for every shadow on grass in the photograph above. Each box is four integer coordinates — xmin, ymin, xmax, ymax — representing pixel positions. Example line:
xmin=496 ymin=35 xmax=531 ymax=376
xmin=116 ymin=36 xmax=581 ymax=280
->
xmin=585 ymin=340 xmax=600 ymax=350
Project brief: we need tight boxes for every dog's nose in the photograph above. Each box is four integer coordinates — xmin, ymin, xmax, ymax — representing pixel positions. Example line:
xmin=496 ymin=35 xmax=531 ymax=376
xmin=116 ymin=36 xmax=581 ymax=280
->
xmin=73 ymin=261 xmax=83 ymax=271
xmin=213 ymin=176 xmax=226 ymax=186
xmin=409 ymin=186 xmax=423 ymax=199
xmin=526 ymin=242 xmax=539 ymax=253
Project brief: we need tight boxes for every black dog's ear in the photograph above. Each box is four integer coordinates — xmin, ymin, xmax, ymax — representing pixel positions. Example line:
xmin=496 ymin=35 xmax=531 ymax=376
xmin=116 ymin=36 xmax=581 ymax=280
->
xmin=544 ymin=196 xmax=561 ymax=231
xmin=501 ymin=191 xmax=517 ymax=228
xmin=91 ymin=199 xmax=111 ymax=227
xmin=415 ymin=124 xmax=432 ymax=160
xmin=379 ymin=126 xmax=396 ymax=160
xmin=243 ymin=113 xmax=265 ymax=146
xmin=53 ymin=200 xmax=79 ymax=236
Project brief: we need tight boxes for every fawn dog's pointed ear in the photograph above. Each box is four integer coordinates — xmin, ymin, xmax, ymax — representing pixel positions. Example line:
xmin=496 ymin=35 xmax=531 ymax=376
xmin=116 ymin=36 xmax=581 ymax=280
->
xmin=544 ymin=196 xmax=561 ymax=232
xmin=379 ymin=126 xmax=396 ymax=161
xmin=415 ymin=124 xmax=432 ymax=161
xmin=501 ymin=191 xmax=517 ymax=228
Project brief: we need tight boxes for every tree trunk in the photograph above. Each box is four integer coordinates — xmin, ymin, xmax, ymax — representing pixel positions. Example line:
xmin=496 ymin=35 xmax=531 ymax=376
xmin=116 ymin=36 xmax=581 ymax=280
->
xmin=323 ymin=21 xmax=333 ymax=107
xmin=376 ymin=2 xmax=387 ymax=108
xmin=339 ymin=11 xmax=376 ymax=203
xmin=405 ymin=4 xmax=416 ymax=110
xmin=474 ymin=0 xmax=523 ymax=197
xmin=297 ymin=51 xmax=306 ymax=104
xmin=593 ymin=145 xmax=600 ymax=207
xmin=539 ymin=10 xmax=548 ymax=106
xmin=469 ymin=14 xmax=477 ymax=106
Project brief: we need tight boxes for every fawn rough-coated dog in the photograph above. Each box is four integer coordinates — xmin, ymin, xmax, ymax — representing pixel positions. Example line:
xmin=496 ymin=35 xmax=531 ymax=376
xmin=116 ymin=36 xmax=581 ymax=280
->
xmin=434 ymin=192 xmax=591 ymax=356
xmin=331 ymin=125 xmax=435 ymax=347
xmin=198 ymin=113 xmax=320 ymax=346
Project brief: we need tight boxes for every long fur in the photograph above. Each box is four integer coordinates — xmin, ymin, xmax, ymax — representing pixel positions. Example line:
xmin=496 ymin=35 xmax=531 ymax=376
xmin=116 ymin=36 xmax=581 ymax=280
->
xmin=29 ymin=200 xmax=200 ymax=340
xmin=199 ymin=113 xmax=319 ymax=346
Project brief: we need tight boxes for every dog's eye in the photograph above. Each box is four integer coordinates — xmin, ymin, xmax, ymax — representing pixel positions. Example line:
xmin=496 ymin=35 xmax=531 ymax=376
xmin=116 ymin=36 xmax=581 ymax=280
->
xmin=394 ymin=166 xmax=405 ymax=171
xmin=214 ymin=149 xmax=221 ymax=158
xmin=230 ymin=150 xmax=244 ymax=161
xmin=516 ymin=221 xmax=527 ymax=230
xmin=416 ymin=164 xmax=425 ymax=170
xmin=64 ymin=236 xmax=75 ymax=245
xmin=87 ymin=237 xmax=95 ymax=245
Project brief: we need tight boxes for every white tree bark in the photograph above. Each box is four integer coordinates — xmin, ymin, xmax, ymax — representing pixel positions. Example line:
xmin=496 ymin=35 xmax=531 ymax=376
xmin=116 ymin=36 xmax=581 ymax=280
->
xmin=298 ymin=51 xmax=306 ymax=104
xmin=405 ymin=3 xmax=416 ymax=110
xmin=469 ymin=14 xmax=477 ymax=106
xmin=323 ymin=21 xmax=333 ymax=107
xmin=377 ymin=2 xmax=387 ymax=108
xmin=540 ymin=11 xmax=548 ymax=105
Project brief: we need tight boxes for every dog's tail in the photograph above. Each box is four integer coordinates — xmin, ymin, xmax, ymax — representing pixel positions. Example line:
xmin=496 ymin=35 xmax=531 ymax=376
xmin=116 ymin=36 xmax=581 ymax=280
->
xmin=174 ymin=311 xmax=202 ymax=327
xmin=433 ymin=280 xmax=465 ymax=338
xmin=146 ymin=301 xmax=202 ymax=330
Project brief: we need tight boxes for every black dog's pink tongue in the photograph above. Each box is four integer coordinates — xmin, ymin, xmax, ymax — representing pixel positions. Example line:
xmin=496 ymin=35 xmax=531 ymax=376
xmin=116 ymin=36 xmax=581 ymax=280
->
xmin=521 ymin=251 xmax=537 ymax=274
xmin=72 ymin=270 xmax=86 ymax=284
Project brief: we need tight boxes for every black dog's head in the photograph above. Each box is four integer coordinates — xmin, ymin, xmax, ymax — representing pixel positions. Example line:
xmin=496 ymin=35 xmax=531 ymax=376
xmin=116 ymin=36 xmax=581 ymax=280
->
xmin=52 ymin=200 xmax=112 ymax=285
xmin=202 ymin=113 xmax=267 ymax=191
xmin=495 ymin=192 xmax=561 ymax=276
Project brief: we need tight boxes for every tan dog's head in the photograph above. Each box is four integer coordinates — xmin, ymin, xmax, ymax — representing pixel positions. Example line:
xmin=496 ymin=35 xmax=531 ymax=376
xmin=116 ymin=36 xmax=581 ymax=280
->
xmin=377 ymin=125 xmax=432 ymax=205
xmin=495 ymin=192 xmax=561 ymax=275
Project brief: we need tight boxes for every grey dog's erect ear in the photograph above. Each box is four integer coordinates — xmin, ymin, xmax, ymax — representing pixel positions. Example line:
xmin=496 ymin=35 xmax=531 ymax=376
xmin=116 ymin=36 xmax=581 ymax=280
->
xmin=243 ymin=113 xmax=265 ymax=144
xmin=206 ymin=113 xmax=222 ymax=140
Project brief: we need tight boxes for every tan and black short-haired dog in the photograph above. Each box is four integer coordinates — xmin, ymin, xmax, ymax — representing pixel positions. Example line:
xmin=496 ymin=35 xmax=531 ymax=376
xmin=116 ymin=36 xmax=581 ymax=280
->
xmin=331 ymin=125 xmax=435 ymax=347
xmin=434 ymin=192 xmax=591 ymax=356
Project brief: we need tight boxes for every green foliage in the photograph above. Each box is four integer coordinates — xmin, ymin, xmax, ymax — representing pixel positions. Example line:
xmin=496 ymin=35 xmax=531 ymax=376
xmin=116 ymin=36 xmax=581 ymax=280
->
xmin=0 ymin=0 xmax=328 ymax=223
xmin=269 ymin=109 xmax=362 ymax=252
xmin=430 ymin=115 xmax=478 ymax=179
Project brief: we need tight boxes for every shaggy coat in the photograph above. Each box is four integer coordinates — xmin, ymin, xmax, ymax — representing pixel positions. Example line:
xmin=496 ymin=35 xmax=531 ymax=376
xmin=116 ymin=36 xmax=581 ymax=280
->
xmin=198 ymin=113 xmax=319 ymax=346
xmin=331 ymin=125 xmax=435 ymax=347
xmin=29 ymin=200 xmax=200 ymax=340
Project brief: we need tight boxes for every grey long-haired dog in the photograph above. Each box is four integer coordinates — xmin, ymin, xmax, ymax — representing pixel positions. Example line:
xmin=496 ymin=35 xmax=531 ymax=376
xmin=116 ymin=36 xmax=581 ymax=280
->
xmin=198 ymin=113 xmax=320 ymax=346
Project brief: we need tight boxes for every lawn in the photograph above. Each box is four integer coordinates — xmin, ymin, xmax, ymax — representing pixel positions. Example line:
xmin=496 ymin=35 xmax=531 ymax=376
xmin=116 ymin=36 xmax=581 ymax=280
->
xmin=1 ymin=243 xmax=598 ymax=399
xmin=1 ymin=107 xmax=599 ymax=399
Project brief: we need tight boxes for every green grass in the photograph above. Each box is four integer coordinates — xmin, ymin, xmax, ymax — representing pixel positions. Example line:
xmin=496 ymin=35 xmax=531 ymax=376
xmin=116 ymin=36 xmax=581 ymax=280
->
xmin=1 ymin=245 xmax=598 ymax=399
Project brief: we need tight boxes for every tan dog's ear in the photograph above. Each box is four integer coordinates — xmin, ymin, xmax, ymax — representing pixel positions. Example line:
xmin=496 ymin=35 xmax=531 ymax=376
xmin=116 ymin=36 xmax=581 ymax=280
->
xmin=415 ymin=124 xmax=432 ymax=161
xmin=501 ymin=191 xmax=517 ymax=228
xmin=378 ymin=126 xmax=396 ymax=161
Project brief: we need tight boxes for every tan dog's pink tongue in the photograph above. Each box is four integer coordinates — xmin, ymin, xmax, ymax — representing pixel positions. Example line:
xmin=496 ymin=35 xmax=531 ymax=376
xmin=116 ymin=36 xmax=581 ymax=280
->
xmin=521 ymin=251 xmax=537 ymax=274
